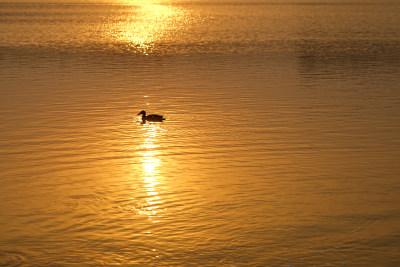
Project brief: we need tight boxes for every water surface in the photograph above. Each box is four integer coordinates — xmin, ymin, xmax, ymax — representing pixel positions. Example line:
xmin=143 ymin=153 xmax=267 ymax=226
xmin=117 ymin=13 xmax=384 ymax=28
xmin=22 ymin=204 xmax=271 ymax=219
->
xmin=0 ymin=0 xmax=399 ymax=266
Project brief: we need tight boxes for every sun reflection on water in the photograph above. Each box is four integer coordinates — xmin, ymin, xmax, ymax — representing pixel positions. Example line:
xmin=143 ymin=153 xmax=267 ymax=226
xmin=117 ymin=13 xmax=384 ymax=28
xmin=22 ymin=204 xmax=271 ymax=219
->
xmin=111 ymin=0 xmax=185 ymax=55
xmin=136 ymin=123 xmax=165 ymax=222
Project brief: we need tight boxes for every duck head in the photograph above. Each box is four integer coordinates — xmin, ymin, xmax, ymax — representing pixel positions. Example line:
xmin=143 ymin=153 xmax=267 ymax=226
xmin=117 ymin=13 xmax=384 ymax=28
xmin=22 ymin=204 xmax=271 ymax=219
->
xmin=137 ymin=110 xmax=146 ymax=116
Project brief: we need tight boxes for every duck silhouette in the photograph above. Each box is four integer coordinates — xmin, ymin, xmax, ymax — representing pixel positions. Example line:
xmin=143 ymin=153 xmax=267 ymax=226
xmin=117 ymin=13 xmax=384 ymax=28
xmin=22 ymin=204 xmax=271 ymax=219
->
xmin=137 ymin=110 xmax=165 ymax=122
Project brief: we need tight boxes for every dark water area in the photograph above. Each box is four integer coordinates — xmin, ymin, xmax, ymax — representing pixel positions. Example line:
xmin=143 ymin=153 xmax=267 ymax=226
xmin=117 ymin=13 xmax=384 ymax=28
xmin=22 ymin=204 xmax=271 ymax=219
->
xmin=0 ymin=1 xmax=399 ymax=266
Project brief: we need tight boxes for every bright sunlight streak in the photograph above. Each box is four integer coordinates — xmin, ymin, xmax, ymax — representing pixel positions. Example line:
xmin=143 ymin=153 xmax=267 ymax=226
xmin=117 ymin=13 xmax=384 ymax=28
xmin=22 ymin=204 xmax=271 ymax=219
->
xmin=110 ymin=0 xmax=184 ymax=55
xmin=136 ymin=124 xmax=165 ymax=221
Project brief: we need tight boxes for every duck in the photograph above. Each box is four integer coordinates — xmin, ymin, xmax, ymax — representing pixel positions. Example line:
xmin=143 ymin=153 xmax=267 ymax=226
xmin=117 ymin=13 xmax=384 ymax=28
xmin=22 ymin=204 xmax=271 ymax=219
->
xmin=137 ymin=110 xmax=165 ymax=122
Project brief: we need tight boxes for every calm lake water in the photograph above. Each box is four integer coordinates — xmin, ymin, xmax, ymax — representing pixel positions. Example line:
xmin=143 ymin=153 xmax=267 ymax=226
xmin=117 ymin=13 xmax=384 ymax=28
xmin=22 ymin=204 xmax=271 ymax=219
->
xmin=1 ymin=0 xmax=399 ymax=266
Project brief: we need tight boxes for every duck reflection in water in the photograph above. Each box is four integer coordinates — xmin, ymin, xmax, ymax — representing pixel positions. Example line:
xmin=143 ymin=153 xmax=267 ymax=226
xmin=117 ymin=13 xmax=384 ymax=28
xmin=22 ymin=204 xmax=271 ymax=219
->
xmin=138 ymin=110 xmax=165 ymax=124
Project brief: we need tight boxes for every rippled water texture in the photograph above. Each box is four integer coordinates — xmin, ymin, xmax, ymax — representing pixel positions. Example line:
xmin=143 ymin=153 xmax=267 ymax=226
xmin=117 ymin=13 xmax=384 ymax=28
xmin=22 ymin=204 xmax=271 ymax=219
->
xmin=0 ymin=0 xmax=400 ymax=266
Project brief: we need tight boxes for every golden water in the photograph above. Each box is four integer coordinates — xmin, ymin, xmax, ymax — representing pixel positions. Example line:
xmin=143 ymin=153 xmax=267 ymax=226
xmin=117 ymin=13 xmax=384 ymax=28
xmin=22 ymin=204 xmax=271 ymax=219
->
xmin=0 ymin=1 xmax=399 ymax=265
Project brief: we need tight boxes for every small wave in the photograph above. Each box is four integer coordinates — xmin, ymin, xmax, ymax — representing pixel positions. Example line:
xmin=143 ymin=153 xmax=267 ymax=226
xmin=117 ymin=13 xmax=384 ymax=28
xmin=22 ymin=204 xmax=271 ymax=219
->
xmin=0 ymin=250 xmax=27 ymax=267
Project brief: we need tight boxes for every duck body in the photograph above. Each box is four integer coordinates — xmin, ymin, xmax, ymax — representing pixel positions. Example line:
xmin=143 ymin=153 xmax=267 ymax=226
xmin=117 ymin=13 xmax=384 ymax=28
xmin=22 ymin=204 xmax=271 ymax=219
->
xmin=138 ymin=110 xmax=165 ymax=122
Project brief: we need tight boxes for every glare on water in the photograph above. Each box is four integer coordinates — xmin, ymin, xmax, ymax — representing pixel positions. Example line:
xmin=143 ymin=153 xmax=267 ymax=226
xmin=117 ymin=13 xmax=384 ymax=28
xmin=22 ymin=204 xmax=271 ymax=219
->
xmin=110 ymin=1 xmax=183 ymax=55
xmin=137 ymin=124 xmax=164 ymax=221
